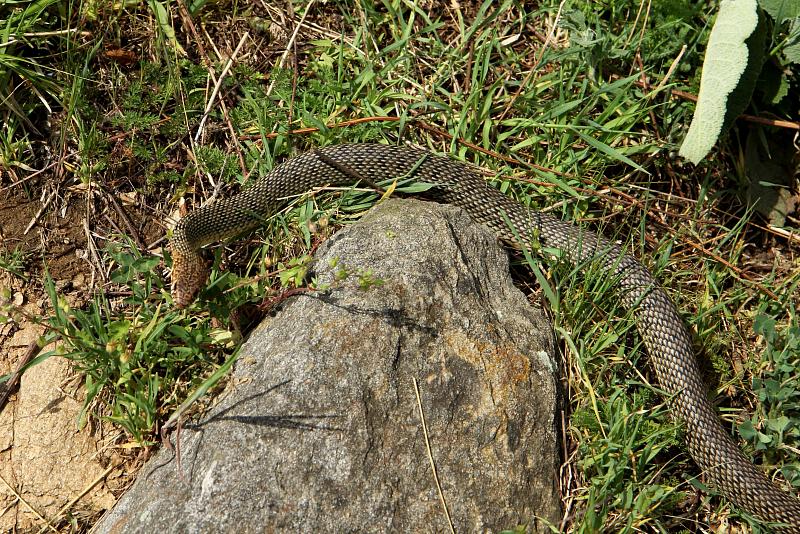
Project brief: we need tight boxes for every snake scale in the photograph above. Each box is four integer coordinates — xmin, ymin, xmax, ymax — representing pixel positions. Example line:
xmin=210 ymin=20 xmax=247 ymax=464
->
xmin=170 ymin=143 xmax=800 ymax=531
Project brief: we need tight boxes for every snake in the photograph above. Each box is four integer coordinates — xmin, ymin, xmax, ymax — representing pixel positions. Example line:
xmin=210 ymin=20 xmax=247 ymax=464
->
xmin=169 ymin=143 xmax=800 ymax=531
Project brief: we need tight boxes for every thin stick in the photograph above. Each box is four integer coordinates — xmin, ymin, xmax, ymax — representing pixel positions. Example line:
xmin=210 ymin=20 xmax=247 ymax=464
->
xmin=415 ymin=120 xmax=568 ymax=177
xmin=265 ymin=0 xmax=316 ymax=97
xmin=0 ymin=338 xmax=45 ymax=411
xmin=194 ymin=31 xmax=250 ymax=142
xmin=23 ymin=190 xmax=56 ymax=235
xmin=82 ymin=217 xmax=104 ymax=285
xmin=37 ymin=465 xmax=116 ymax=534
xmin=99 ymin=185 xmax=146 ymax=250
xmin=0 ymin=496 xmax=18 ymax=518
xmin=497 ymin=0 xmax=566 ymax=122
xmin=239 ymin=115 xmax=402 ymax=141
xmin=739 ymin=114 xmax=800 ymax=130
xmin=634 ymin=82 xmax=800 ymax=130
xmin=0 ymin=473 xmax=58 ymax=533
xmin=412 ymin=377 xmax=455 ymax=534
xmin=0 ymin=29 xmax=93 ymax=48
xmin=624 ymin=0 xmax=648 ymax=48
xmin=768 ymin=224 xmax=800 ymax=244
xmin=654 ymin=45 xmax=686 ymax=94
xmin=0 ymin=162 xmax=57 ymax=193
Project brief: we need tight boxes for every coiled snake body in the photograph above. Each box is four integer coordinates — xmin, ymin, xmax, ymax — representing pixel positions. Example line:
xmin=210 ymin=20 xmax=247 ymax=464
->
xmin=170 ymin=143 xmax=800 ymax=531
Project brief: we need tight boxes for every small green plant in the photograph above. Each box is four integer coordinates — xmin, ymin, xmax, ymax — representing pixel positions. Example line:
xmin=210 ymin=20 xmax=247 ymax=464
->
xmin=740 ymin=313 xmax=800 ymax=486
xmin=0 ymin=246 xmax=30 ymax=281
xmin=35 ymin=246 xmax=234 ymax=444
xmin=195 ymin=145 xmax=238 ymax=182
xmin=356 ymin=268 xmax=384 ymax=290
xmin=277 ymin=256 xmax=312 ymax=289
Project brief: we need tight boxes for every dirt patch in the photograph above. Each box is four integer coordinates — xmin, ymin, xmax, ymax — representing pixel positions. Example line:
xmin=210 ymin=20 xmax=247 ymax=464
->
xmin=0 ymin=190 xmax=88 ymax=284
xmin=0 ymin=187 xmax=91 ymax=399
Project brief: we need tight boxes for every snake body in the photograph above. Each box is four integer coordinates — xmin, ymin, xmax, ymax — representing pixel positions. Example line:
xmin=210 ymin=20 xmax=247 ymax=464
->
xmin=170 ymin=143 xmax=800 ymax=531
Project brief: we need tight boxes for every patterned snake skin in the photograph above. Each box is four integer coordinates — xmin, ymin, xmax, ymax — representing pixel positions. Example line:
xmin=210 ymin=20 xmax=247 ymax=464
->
xmin=170 ymin=144 xmax=800 ymax=531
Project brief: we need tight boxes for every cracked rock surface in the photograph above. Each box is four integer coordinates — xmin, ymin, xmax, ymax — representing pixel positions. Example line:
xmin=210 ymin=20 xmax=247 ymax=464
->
xmin=93 ymin=198 xmax=561 ymax=533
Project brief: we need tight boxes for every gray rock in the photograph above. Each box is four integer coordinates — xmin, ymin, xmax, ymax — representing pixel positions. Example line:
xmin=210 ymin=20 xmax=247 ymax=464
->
xmin=93 ymin=199 xmax=561 ymax=533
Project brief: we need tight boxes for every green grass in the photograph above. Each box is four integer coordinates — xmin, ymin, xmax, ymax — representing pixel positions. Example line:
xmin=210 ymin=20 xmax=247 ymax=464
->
xmin=0 ymin=246 xmax=30 ymax=281
xmin=0 ymin=0 xmax=798 ymax=531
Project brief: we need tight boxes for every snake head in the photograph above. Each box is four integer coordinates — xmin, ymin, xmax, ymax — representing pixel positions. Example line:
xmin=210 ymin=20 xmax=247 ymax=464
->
xmin=170 ymin=246 xmax=209 ymax=309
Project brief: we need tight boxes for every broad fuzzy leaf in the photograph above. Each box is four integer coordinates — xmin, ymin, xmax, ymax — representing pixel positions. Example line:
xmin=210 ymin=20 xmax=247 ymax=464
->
xmin=679 ymin=0 xmax=759 ymax=164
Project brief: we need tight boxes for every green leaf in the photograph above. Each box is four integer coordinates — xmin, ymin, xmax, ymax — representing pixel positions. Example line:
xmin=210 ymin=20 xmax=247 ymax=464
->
xmin=754 ymin=313 xmax=777 ymax=340
xmin=679 ymin=0 xmax=760 ymax=164
xmin=758 ymin=0 xmax=800 ymax=22
xmin=785 ymin=18 xmax=800 ymax=64
xmin=132 ymin=256 xmax=162 ymax=273
xmin=767 ymin=415 xmax=791 ymax=433
xmin=740 ymin=419 xmax=758 ymax=440
xmin=147 ymin=0 xmax=187 ymax=57
xmin=571 ymin=127 xmax=648 ymax=174
xmin=394 ymin=181 xmax=437 ymax=193
xmin=757 ymin=61 xmax=791 ymax=104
